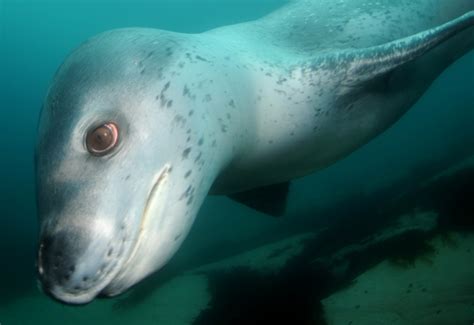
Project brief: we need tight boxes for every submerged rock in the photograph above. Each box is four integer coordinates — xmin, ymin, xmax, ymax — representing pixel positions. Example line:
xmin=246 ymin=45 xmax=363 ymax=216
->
xmin=322 ymin=234 xmax=474 ymax=325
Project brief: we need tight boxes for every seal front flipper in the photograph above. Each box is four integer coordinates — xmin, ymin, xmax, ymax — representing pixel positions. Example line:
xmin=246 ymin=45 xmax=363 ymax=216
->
xmin=228 ymin=181 xmax=290 ymax=217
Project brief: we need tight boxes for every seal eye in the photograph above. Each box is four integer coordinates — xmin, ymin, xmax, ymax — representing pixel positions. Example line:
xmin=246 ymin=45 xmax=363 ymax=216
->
xmin=86 ymin=122 xmax=119 ymax=156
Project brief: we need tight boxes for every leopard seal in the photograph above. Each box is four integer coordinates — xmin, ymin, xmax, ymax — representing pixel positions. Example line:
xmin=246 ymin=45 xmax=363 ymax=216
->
xmin=36 ymin=0 xmax=474 ymax=304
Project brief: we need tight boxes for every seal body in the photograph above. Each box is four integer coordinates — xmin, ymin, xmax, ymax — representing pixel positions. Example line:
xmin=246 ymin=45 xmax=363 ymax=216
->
xmin=36 ymin=0 xmax=474 ymax=304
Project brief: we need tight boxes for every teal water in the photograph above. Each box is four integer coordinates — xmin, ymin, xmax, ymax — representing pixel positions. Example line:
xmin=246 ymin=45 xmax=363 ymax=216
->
xmin=1 ymin=0 xmax=474 ymax=324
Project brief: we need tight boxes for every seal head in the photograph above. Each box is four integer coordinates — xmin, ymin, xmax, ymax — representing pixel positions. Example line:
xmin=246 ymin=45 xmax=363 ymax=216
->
xmin=36 ymin=29 xmax=223 ymax=303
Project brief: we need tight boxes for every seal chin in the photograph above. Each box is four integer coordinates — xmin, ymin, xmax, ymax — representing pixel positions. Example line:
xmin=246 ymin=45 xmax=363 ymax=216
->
xmin=42 ymin=283 xmax=102 ymax=305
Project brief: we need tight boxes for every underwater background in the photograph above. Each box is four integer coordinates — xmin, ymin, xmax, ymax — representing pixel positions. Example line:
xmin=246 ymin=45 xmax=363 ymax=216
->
xmin=1 ymin=0 xmax=473 ymax=324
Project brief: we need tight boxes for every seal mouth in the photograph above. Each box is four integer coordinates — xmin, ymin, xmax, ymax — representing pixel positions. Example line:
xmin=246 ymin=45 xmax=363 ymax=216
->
xmin=99 ymin=163 xmax=172 ymax=296
xmin=118 ymin=164 xmax=171 ymax=271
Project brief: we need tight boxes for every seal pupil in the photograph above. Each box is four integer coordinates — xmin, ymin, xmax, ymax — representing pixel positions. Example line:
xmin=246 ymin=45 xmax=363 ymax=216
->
xmin=86 ymin=122 xmax=119 ymax=156
xmin=92 ymin=127 xmax=111 ymax=149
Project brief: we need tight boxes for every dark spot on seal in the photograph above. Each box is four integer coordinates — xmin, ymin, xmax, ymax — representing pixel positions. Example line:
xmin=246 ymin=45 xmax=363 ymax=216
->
xmin=173 ymin=114 xmax=186 ymax=127
xmin=174 ymin=234 xmax=182 ymax=241
xmin=182 ymin=147 xmax=192 ymax=159
xmin=194 ymin=152 xmax=202 ymax=163
xmin=228 ymin=99 xmax=235 ymax=108
xmin=107 ymin=248 xmax=113 ymax=257
xmin=180 ymin=185 xmax=194 ymax=200
xmin=195 ymin=55 xmax=209 ymax=62
xmin=166 ymin=47 xmax=173 ymax=56
xmin=274 ymin=89 xmax=287 ymax=96
xmin=163 ymin=81 xmax=171 ymax=92
xmin=82 ymin=276 xmax=89 ymax=282
xmin=167 ymin=100 xmax=173 ymax=108
xmin=212 ymin=139 xmax=217 ymax=147
xmin=204 ymin=94 xmax=212 ymax=102
xmin=188 ymin=110 xmax=194 ymax=116
xmin=183 ymin=85 xmax=190 ymax=96
xmin=187 ymin=195 xmax=194 ymax=205
xmin=198 ymin=137 xmax=204 ymax=146
xmin=185 ymin=185 xmax=192 ymax=195
xmin=146 ymin=51 xmax=155 ymax=59
xmin=184 ymin=170 xmax=192 ymax=178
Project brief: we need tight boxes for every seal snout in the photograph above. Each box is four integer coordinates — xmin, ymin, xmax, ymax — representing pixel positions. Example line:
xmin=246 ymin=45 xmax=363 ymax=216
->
xmin=37 ymin=229 xmax=122 ymax=304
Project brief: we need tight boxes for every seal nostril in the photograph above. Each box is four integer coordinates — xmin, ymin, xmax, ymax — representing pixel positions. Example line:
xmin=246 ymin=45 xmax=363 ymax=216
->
xmin=38 ymin=232 xmax=91 ymax=287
